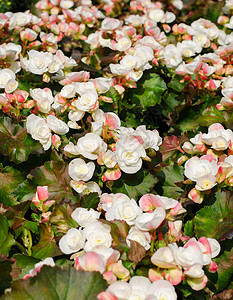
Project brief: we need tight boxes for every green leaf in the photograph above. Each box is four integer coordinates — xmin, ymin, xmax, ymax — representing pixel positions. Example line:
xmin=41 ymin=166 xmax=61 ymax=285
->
xmin=0 ymin=165 xmax=24 ymax=206
xmin=80 ymin=192 xmax=100 ymax=210
xmin=183 ymin=220 xmax=194 ymax=237
xmin=32 ymin=224 xmax=61 ymax=260
xmin=0 ymin=215 xmax=15 ymax=257
xmin=193 ymin=191 xmax=233 ymax=240
xmin=2 ymin=266 xmax=107 ymax=300
xmin=213 ymin=248 xmax=233 ymax=292
xmin=13 ymin=254 xmax=40 ymax=269
xmin=13 ymin=161 xmax=77 ymax=203
xmin=155 ymin=165 xmax=184 ymax=199
xmin=168 ymin=75 xmax=188 ymax=92
xmin=0 ymin=117 xmax=43 ymax=164
xmin=111 ymin=169 xmax=157 ymax=199
xmin=133 ymin=73 xmax=167 ymax=109
xmin=0 ymin=257 xmax=14 ymax=296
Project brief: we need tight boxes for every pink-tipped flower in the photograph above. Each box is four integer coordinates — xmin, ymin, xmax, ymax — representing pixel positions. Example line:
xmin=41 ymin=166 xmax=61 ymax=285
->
xmin=188 ymin=188 xmax=204 ymax=204
xmin=148 ymin=268 xmax=163 ymax=282
xmin=208 ymin=260 xmax=218 ymax=273
xmin=162 ymin=267 xmax=183 ymax=285
xmin=102 ymin=169 xmax=121 ymax=182
xmin=75 ymin=252 xmax=106 ymax=274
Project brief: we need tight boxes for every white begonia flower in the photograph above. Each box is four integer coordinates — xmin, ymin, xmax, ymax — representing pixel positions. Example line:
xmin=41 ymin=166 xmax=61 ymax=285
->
xmin=5 ymin=79 xmax=18 ymax=93
xmin=135 ymin=125 xmax=162 ymax=150
xmin=92 ymin=245 xmax=120 ymax=265
xmin=90 ymin=77 xmax=111 ymax=94
xmin=207 ymin=238 xmax=221 ymax=258
xmin=77 ymin=133 xmax=107 ymax=160
xmin=169 ymin=242 xmax=204 ymax=269
xmin=21 ymin=50 xmax=53 ymax=75
xmin=60 ymin=84 xmax=76 ymax=98
xmin=105 ymin=198 xmax=142 ymax=226
xmin=129 ymin=276 xmax=152 ymax=300
xmin=70 ymin=180 xmax=87 ymax=194
xmin=177 ymin=40 xmax=200 ymax=57
xmin=101 ymin=18 xmax=122 ymax=31
xmin=92 ymin=109 xmax=105 ymax=124
xmin=0 ymin=69 xmax=16 ymax=89
xmin=64 ymin=142 xmax=80 ymax=156
xmin=162 ymin=12 xmax=176 ymax=24
xmin=74 ymin=90 xmax=98 ymax=111
xmin=60 ymin=0 xmax=74 ymax=9
xmin=151 ymin=246 xmax=177 ymax=268
xmin=184 ymin=264 xmax=204 ymax=278
xmin=30 ymin=88 xmax=54 ymax=113
xmin=71 ymin=207 xmax=100 ymax=227
xmin=115 ymin=136 xmax=146 ymax=174
xmin=91 ymin=122 xmax=103 ymax=135
xmin=221 ymin=77 xmax=233 ymax=99
xmin=101 ymin=150 xmax=117 ymax=168
xmin=134 ymin=45 xmax=154 ymax=67
xmin=46 ymin=115 xmax=69 ymax=135
xmin=68 ymin=158 xmax=95 ymax=182
xmin=193 ymin=31 xmax=208 ymax=47
xmin=225 ymin=155 xmax=233 ymax=168
xmin=135 ymin=207 xmax=166 ymax=231
xmin=147 ymin=280 xmax=177 ymax=300
xmin=110 ymin=63 xmax=130 ymax=76
xmin=149 ymin=8 xmax=165 ymax=23
xmin=126 ymin=226 xmax=151 ymax=250
xmin=115 ymin=36 xmax=132 ymax=52
xmin=80 ymin=181 xmax=102 ymax=196
xmin=172 ymin=0 xmax=183 ymax=10
xmin=201 ymin=125 xmax=233 ymax=150
xmin=162 ymin=44 xmax=182 ymax=68
xmin=68 ymin=110 xmax=85 ymax=122
xmin=26 ymin=114 xmax=51 ymax=151
xmin=184 ymin=157 xmax=218 ymax=182
xmin=195 ymin=174 xmax=217 ymax=191
xmin=107 ymin=281 xmax=132 ymax=300
xmin=84 ymin=221 xmax=112 ymax=252
xmin=14 ymin=12 xmax=31 ymax=26
xmin=120 ymin=55 xmax=138 ymax=70
xmin=59 ymin=228 xmax=85 ymax=255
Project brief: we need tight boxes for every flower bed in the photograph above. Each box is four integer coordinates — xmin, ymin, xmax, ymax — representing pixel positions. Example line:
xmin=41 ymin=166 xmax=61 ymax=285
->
xmin=0 ymin=0 xmax=232 ymax=299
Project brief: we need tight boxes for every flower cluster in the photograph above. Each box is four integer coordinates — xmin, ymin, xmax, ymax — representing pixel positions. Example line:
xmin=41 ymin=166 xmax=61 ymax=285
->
xmin=180 ymin=123 xmax=233 ymax=202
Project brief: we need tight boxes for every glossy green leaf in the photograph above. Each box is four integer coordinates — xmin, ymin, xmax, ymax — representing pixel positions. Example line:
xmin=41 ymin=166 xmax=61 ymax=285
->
xmin=133 ymin=73 xmax=166 ymax=109
xmin=168 ymin=75 xmax=188 ymax=92
xmin=111 ymin=169 xmax=157 ymax=199
xmin=155 ymin=165 xmax=184 ymax=199
xmin=0 ymin=165 xmax=24 ymax=206
xmin=80 ymin=192 xmax=100 ymax=210
xmin=183 ymin=220 xmax=194 ymax=238
xmin=213 ymin=248 xmax=233 ymax=292
xmin=0 ymin=215 xmax=15 ymax=257
xmin=193 ymin=191 xmax=233 ymax=240
xmin=2 ymin=266 xmax=107 ymax=300
xmin=0 ymin=117 xmax=43 ymax=164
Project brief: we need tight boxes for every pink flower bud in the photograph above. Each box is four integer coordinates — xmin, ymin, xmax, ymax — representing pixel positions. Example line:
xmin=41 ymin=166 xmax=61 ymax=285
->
xmin=37 ymin=186 xmax=49 ymax=201
xmin=103 ymin=271 xmax=117 ymax=284
xmin=162 ymin=267 xmax=183 ymax=285
xmin=208 ymin=260 xmax=218 ymax=273
xmin=188 ymin=188 xmax=204 ymax=204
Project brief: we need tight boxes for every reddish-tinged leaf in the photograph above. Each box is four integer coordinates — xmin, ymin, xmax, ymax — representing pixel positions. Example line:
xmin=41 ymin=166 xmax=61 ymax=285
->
xmin=32 ymin=224 xmax=61 ymax=260
xmin=159 ymin=135 xmax=188 ymax=161
xmin=13 ymin=161 xmax=77 ymax=203
xmin=0 ymin=117 xmax=43 ymax=164
xmin=0 ymin=165 xmax=24 ymax=207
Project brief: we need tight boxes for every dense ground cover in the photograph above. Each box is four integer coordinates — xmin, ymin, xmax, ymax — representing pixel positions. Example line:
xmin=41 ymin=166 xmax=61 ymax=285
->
xmin=0 ymin=0 xmax=232 ymax=299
